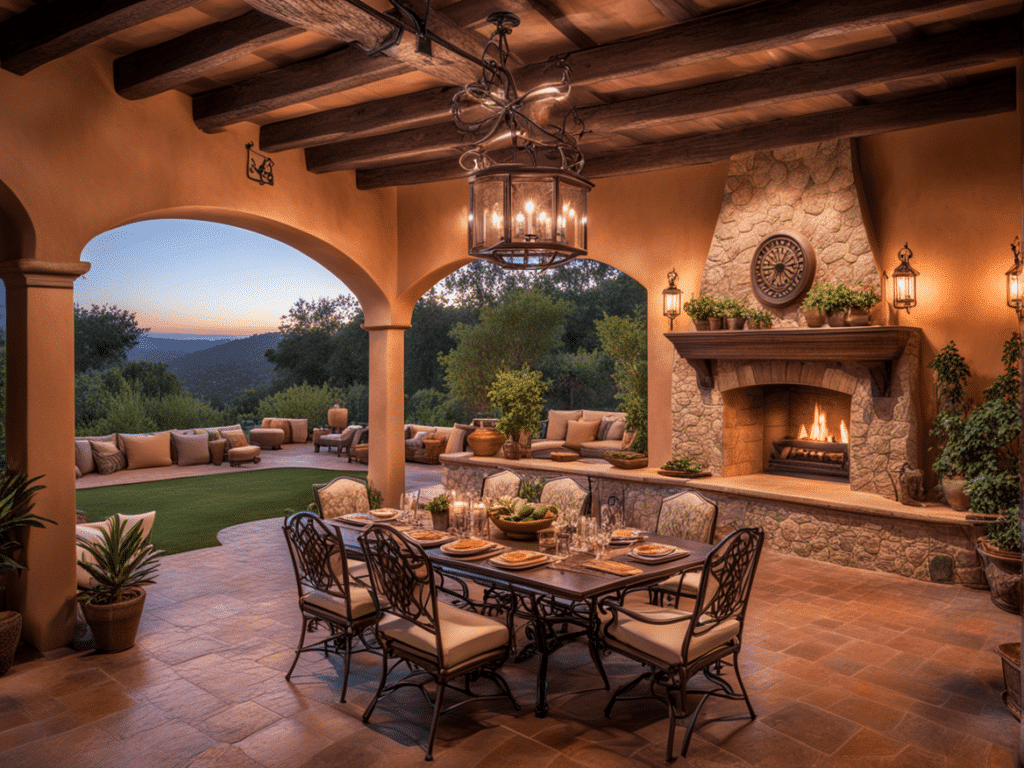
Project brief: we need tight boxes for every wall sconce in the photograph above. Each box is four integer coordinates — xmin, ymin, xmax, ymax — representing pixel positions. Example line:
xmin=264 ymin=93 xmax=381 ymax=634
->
xmin=890 ymin=243 xmax=918 ymax=313
xmin=1006 ymin=236 xmax=1023 ymax=318
xmin=662 ymin=269 xmax=682 ymax=330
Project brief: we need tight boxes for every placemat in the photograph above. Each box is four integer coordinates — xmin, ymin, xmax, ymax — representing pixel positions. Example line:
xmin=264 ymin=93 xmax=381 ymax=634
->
xmin=580 ymin=559 xmax=643 ymax=576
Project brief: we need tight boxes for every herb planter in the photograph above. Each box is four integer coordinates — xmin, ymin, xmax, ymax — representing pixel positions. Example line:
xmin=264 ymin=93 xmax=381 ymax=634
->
xmin=977 ymin=538 xmax=1022 ymax=614
xmin=803 ymin=308 xmax=826 ymax=327
xmin=81 ymin=587 xmax=146 ymax=653
xmin=826 ymin=311 xmax=847 ymax=327
xmin=431 ymin=513 xmax=449 ymax=531
xmin=692 ymin=319 xmax=710 ymax=331
xmin=725 ymin=317 xmax=745 ymax=330
xmin=0 ymin=611 xmax=20 ymax=676
xmin=846 ymin=307 xmax=871 ymax=326
xmin=708 ymin=317 xmax=724 ymax=331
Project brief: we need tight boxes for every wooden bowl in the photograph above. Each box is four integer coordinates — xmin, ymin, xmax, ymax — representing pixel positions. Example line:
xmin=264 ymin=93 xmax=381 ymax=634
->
xmin=488 ymin=510 xmax=558 ymax=540
xmin=606 ymin=455 xmax=648 ymax=470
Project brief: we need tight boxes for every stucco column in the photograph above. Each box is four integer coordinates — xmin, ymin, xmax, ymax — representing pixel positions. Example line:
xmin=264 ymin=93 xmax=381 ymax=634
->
xmin=363 ymin=324 xmax=407 ymax=508
xmin=0 ymin=258 xmax=89 ymax=651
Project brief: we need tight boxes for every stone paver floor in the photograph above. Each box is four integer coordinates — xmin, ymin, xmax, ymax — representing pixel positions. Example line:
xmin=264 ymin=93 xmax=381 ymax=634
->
xmin=0 ymin=517 xmax=1018 ymax=767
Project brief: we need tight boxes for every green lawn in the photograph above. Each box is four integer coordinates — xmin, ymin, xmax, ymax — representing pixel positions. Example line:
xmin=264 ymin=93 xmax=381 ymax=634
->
xmin=76 ymin=468 xmax=366 ymax=555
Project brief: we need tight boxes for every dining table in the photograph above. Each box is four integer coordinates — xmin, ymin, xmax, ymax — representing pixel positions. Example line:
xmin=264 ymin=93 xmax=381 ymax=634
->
xmin=329 ymin=513 xmax=713 ymax=717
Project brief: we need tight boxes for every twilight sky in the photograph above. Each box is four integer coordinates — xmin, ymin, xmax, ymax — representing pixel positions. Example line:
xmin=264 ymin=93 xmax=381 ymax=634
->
xmin=69 ymin=219 xmax=355 ymax=338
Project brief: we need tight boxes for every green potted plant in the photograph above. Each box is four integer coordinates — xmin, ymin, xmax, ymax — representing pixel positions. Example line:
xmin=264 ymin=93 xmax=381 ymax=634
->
xmin=683 ymin=295 xmax=717 ymax=331
xmin=426 ymin=494 xmax=450 ymax=531
xmin=487 ymin=365 xmax=548 ymax=460
xmin=77 ymin=515 xmax=161 ymax=652
xmin=800 ymin=282 xmax=830 ymax=327
xmin=716 ymin=297 xmax=747 ymax=330
xmin=744 ymin=308 xmax=773 ymax=329
xmin=604 ymin=450 xmax=648 ymax=470
xmin=928 ymin=341 xmax=972 ymax=510
xmin=658 ymin=456 xmax=707 ymax=477
xmin=0 ymin=471 xmax=49 ymax=676
xmin=824 ymin=283 xmax=853 ymax=326
xmin=846 ymin=287 xmax=881 ymax=326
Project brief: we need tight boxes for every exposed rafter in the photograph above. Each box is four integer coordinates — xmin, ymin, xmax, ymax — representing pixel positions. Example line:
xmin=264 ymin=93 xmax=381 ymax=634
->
xmin=0 ymin=0 xmax=200 ymax=75
xmin=114 ymin=10 xmax=303 ymax=100
xmin=353 ymin=70 xmax=1016 ymax=189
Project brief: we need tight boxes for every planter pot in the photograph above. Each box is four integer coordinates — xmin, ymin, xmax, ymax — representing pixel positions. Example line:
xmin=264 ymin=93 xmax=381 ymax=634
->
xmin=81 ymin=587 xmax=146 ymax=653
xmin=466 ymin=427 xmax=504 ymax=457
xmin=803 ymin=308 xmax=826 ymax=327
xmin=431 ymin=513 xmax=449 ymax=531
xmin=942 ymin=475 xmax=970 ymax=511
xmin=502 ymin=440 xmax=525 ymax=460
xmin=846 ymin=307 xmax=871 ymax=326
xmin=826 ymin=311 xmax=847 ymax=327
xmin=606 ymin=455 xmax=649 ymax=470
xmin=725 ymin=317 xmax=745 ymax=330
xmin=708 ymin=317 xmax=724 ymax=331
xmin=977 ymin=538 xmax=1022 ymax=614
xmin=692 ymin=319 xmax=710 ymax=331
xmin=998 ymin=642 xmax=1021 ymax=721
xmin=0 ymin=611 xmax=21 ymax=676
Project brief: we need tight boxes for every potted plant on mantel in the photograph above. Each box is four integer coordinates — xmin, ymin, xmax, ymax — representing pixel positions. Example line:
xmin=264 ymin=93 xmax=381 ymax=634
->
xmin=683 ymin=295 xmax=717 ymax=331
xmin=846 ymin=287 xmax=881 ymax=326
xmin=487 ymin=365 xmax=548 ymax=460
xmin=717 ymin=297 xmax=747 ymax=330
xmin=0 ymin=471 xmax=49 ymax=676
xmin=77 ymin=515 xmax=161 ymax=652
xmin=800 ymin=282 xmax=830 ymax=327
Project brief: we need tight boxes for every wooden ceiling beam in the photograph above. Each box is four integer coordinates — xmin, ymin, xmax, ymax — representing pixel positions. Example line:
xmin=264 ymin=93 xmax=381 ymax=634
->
xmin=260 ymin=85 xmax=457 ymax=152
xmin=522 ymin=0 xmax=597 ymax=49
xmin=305 ymin=16 xmax=1017 ymax=169
xmin=0 ymin=0 xmax=200 ymax=75
xmin=114 ymin=11 xmax=303 ymax=100
xmin=645 ymin=0 xmax=707 ymax=22
xmin=192 ymin=46 xmax=409 ymax=130
xmin=353 ymin=70 xmax=1016 ymax=188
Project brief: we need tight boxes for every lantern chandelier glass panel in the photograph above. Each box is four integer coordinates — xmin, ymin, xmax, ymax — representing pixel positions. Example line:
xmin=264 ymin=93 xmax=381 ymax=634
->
xmin=452 ymin=12 xmax=593 ymax=270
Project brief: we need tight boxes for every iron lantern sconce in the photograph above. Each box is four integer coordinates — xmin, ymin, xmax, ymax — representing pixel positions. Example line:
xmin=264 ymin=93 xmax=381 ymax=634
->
xmin=1006 ymin=236 xmax=1023 ymax=318
xmin=890 ymin=243 xmax=918 ymax=314
xmin=662 ymin=269 xmax=682 ymax=330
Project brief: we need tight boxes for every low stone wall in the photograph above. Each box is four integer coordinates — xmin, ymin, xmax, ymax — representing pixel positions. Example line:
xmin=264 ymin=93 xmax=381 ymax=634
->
xmin=441 ymin=454 xmax=984 ymax=586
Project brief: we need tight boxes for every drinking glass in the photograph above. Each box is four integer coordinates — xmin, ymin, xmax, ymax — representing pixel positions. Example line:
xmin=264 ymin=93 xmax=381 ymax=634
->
xmin=537 ymin=528 xmax=557 ymax=552
xmin=401 ymin=491 xmax=420 ymax=525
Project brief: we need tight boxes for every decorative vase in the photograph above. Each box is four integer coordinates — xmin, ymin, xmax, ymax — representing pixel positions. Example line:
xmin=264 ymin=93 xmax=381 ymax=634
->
xmin=502 ymin=440 xmax=524 ymax=460
xmin=431 ymin=513 xmax=449 ymax=531
xmin=846 ymin=307 xmax=871 ymax=326
xmin=803 ymin=308 xmax=826 ymax=327
xmin=466 ymin=427 xmax=504 ymax=457
xmin=942 ymin=475 xmax=970 ymax=511
xmin=977 ymin=539 xmax=1022 ymax=614
xmin=826 ymin=311 xmax=847 ymax=327
xmin=692 ymin=319 xmax=710 ymax=331
xmin=725 ymin=316 xmax=745 ymax=330
xmin=708 ymin=317 xmax=724 ymax=331
xmin=0 ymin=611 xmax=21 ymax=676
xmin=81 ymin=587 xmax=146 ymax=653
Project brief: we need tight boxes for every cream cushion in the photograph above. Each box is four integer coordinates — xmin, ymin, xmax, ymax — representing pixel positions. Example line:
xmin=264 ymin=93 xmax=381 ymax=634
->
xmin=74 ymin=440 xmax=97 ymax=475
xmin=171 ymin=431 xmax=210 ymax=466
xmin=219 ymin=429 xmax=249 ymax=449
xmin=563 ymin=419 xmax=600 ymax=450
xmin=76 ymin=511 xmax=156 ymax=588
xmin=120 ymin=432 xmax=173 ymax=470
xmin=606 ymin=419 xmax=626 ymax=442
xmin=606 ymin=608 xmax=740 ymax=667
xmin=302 ymin=587 xmax=376 ymax=620
xmin=545 ymin=410 xmax=582 ymax=441
xmin=378 ymin=601 xmax=509 ymax=667
xmin=444 ymin=423 xmax=476 ymax=454
xmin=285 ymin=418 xmax=308 ymax=443
xmin=655 ymin=570 xmax=702 ymax=600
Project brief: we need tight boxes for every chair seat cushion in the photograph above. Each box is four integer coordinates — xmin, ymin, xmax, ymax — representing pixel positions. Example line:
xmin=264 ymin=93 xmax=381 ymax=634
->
xmin=302 ymin=587 xmax=376 ymax=620
xmin=378 ymin=601 xmax=509 ymax=667
xmin=655 ymin=570 xmax=701 ymax=598
xmin=607 ymin=609 xmax=739 ymax=668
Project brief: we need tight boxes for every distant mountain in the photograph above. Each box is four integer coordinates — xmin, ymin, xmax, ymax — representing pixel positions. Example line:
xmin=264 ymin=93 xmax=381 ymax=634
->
xmin=166 ymin=332 xmax=281 ymax=403
xmin=127 ymin=335 xmax=239 ymax=364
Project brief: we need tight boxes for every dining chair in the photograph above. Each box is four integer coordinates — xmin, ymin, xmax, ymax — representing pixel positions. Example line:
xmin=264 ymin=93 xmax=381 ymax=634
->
xmin=281 ymin=512 xmax=378 ymax=703
xmin=647 ymin=490 xmax=719 ymax=607
xmin=313 ymin=476 xmax=371 ymax=520
xmin=480 ymin=469 xmax=522 ymax=499
xmin=539 ymin=476 xmax=591 ymax=527
xmin=357 ymin=523 xmax=519 ymax=761
xmin=600 ymin=527 xmax=765 ymax=762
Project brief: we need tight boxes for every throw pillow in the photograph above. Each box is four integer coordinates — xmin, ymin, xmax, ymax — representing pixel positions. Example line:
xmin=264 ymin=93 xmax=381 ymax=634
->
xmin=120 ymin=432 xmax=173 ymax=470
xmin=597 ymin=416 xmax=618 ymax=441
xmin=563 ymin=419 xmax=601 ymax=450
xmin=219 ymin=429 xmax=249 ymax=449
xmin=172 ymin=432 xmax=211 ymax=466
xmin=621 ymin=430 xmax=636 ymax=450
xmin=75 ymin=464 xmax=82 ymax=478
xmin=285 ymin=418 xmax=308 ymax=443
xmin=445 ymin=423 xmax=477 ymax=454
xmin=74 ymin=437 xmax=108 ymax=475
xmin=606 ymin=419 xmax=626 ymax=442
xmin=90 ymin=440 xmax=127 ymax=475
xmin=545 ymin=410 xmax=582 ymax=441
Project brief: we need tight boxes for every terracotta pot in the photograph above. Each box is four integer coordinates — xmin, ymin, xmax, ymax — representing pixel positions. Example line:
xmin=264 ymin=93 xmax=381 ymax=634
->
xmin=502 ymin=440 xmax=524 ymax=460
xmin=826 ymin=311 xmax=847 ymax=327
xmin=942 ymin=475 xmax=970 ymax=511
xmin=803 ymin=308 xmax=826 ymax=327
xmin=431 ymin=513 xmax=449 ymax=531
xmin=466 ymin=427 xmax=504 ymax=457
xmin=846 ymin=307 xmax=871 ymax=326
xmin=81 ymin=587 xmax=146 ymax=653
xmin=692 ymin=319 xmax=710 ymax=331
xmin=726 ymin=317 xmax=745 ymax=330
xmin=977 ymin=538 xmax=1022 ymax=614
xmin=0 ymin=611 xmax=21 ymax=676
xmin=708 ymin=317 xmax=724 ymax=331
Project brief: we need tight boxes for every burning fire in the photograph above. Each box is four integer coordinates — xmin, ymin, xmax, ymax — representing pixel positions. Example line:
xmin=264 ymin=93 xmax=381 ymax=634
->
xmin=797 ymin=403 xmax=849 ymax=444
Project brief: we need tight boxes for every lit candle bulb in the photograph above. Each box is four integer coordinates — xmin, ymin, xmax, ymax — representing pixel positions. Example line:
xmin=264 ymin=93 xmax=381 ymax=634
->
xmin=491 ymin=210 xmax=501 ymax=242
xmin=524 ymin=200 xmax=535 ymax=236
xmin=516 ymin=212 xmax=525 ymax=238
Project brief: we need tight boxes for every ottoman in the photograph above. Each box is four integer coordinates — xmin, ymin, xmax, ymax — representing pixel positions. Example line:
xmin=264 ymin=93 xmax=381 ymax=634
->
xmin=349 ymin=443 xmax=369 ymax=464
xmin=227 ymin=445 xmax=261 ymax=467
xmin=249 ymin=427 xmax=285 ymax=450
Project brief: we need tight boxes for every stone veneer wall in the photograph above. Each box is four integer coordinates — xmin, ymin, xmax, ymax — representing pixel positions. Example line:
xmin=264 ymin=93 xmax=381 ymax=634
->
xmin=701 ymin=138 xmax=881 ymax=326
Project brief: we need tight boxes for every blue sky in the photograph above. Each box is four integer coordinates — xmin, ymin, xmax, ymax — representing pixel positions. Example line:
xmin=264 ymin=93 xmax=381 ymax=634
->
xmin=4 ymin=219 xmax=355 ymax=338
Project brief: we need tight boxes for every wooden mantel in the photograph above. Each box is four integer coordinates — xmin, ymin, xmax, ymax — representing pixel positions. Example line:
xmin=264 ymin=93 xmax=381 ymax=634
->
xmin=666 ymin=326 xmax=921 ymax=396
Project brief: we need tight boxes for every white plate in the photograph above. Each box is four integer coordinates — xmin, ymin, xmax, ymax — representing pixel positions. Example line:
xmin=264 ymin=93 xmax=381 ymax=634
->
xmin=405 ymin=530 xmax=456 ymax=548
xmin=627 ymin=545 xmax=689 ymax=563
xmin=338 ymin=513 xmax=374 ymax=525
xmin=368 ymin=509 xmax=399 ymax=521
xmin=610 ymin=529 xmax=645 ymax=544
xmin=488 ymin=552 xmax=550 ymax=570
xmin=440 ymin=539 xmax=495 ymax=557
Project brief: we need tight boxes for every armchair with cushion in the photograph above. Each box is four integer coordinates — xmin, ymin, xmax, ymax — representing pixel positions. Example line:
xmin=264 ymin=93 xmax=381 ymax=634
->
xmin=648 ymin=491 xmax=719 ymax=607
xmin=313 ymin=476 xmax=370 ymax=520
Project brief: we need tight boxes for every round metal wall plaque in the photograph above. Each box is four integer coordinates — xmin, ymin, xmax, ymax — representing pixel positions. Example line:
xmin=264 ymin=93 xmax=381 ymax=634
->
xmin=750 ymin=231 xmax=816 ymax=307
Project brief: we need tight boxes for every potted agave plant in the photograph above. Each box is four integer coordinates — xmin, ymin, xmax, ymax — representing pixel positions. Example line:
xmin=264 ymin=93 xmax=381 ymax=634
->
xmin=77 ymin=516 xmax=161 ymax=652
xmin=0 ymin=471 xmax=49 ymax=676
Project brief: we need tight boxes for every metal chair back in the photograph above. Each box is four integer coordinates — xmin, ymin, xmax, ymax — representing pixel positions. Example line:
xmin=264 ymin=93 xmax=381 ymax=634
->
xmin=282 ymin=511 xmax=360 ymax=622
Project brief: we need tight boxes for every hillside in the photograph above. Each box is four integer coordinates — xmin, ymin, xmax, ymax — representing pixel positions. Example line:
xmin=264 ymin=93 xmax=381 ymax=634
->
xmin=127 ymin=335 xmax=238 ymax=364
xmin=167 ymin=332 xmax=281 ymax=403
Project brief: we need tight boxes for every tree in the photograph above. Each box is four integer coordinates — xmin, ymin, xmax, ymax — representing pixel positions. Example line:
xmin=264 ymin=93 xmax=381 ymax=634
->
xmin=596 ymin=310 xmax=648 ymax=453
xmin=405 ymin=291 xmax=476 ymax=395
xmin=440 ymin=289 xmax=572 ymax=416
xmin=74 ymin=304 xmax=147 ymax=373
xmin=266 ymin=295 xmax=363 ymax=387
xmin=121 ymin=361 xmax=182 ymax=399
